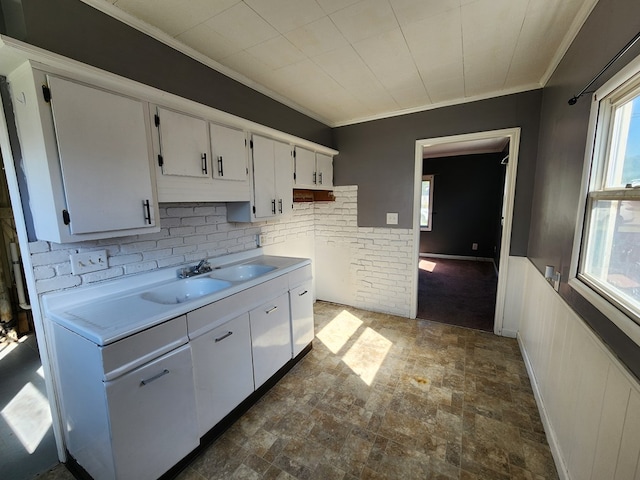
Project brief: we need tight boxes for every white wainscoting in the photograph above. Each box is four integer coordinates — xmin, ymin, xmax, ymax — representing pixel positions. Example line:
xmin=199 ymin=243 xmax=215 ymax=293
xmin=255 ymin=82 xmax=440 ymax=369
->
xmin=513 ymin=258 xmax=640 ymax=480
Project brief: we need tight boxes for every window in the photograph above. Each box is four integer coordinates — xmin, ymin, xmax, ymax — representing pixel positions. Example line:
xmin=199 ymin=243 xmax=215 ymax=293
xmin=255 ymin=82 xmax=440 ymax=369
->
xmin=420 ymin=175 xmax=434 ymax=231
xmin=576 ymin=64 xmax=640 ymax=324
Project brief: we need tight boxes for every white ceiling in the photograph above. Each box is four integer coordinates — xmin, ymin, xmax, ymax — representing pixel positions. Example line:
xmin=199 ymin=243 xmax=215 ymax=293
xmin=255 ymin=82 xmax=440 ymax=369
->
xmin=92 ymin=0 xmax=598 ymax=127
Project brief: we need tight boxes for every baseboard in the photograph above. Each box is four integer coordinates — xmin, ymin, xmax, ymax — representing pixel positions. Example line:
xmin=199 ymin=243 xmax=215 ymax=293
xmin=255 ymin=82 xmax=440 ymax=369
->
xmin=419 ymin=253 xmax=494 ymax=262
xmin=516 ymin=333 xmax=570 ymax=480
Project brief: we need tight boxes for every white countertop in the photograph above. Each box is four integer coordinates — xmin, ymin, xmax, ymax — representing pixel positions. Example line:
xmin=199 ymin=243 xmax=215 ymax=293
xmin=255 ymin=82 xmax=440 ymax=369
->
xmin=42 ymin=250 xmax=310 ymax=346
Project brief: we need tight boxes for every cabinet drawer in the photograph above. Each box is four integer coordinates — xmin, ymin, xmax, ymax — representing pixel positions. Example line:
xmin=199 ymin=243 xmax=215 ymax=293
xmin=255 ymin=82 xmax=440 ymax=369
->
xmin=288 ymin=264 xmax=312 ymax=288
xmin=187 ymin=274 xmax=288 ymax=338
xmin=101 ymin=315 xmax=187 ymax=381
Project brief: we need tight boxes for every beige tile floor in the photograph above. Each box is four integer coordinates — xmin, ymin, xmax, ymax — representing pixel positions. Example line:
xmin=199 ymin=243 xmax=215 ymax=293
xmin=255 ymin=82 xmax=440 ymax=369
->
xmin=38 ymin=301 xmax=558 ymax=480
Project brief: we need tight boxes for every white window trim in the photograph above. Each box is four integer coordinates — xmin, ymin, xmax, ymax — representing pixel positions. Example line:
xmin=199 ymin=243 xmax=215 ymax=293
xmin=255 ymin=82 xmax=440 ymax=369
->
xmin=570 ymin=50 xmax=640 ymax=347
xmin=420 ymin=174 xmax=434 ymax=231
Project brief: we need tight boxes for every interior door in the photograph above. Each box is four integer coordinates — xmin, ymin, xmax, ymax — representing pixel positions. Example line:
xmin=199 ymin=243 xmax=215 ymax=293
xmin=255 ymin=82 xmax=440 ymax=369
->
xmin=47 ymin=76 xmax=156 ymax=234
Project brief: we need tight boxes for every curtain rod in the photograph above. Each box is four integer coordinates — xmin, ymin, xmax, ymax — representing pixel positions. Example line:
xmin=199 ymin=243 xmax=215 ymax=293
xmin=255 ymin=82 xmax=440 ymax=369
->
xmin=568 ymin=30 xmax=640 ymax=105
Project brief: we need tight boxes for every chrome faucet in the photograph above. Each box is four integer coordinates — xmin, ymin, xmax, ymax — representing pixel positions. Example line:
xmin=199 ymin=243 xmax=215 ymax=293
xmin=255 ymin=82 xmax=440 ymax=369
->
xmin=178 ymin=259 xmax=212 ymax=278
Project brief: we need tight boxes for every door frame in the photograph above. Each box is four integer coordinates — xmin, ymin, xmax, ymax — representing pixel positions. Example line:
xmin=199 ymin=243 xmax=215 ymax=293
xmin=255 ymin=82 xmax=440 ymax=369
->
xmin=410 ymin=127 xmax=521 ymax=336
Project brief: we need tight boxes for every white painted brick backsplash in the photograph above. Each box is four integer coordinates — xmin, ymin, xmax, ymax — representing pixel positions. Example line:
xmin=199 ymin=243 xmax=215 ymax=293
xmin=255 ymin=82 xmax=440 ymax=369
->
xmin=29 ymin=189 xmax=415 ymax=318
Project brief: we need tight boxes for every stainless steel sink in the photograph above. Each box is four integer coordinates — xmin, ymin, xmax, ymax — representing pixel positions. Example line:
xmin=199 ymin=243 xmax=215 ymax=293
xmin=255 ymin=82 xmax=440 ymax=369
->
xmin=140 ymin=277 xmax=232 ymax=304
xmin=209 ymin=263 xmax=276 ymax=282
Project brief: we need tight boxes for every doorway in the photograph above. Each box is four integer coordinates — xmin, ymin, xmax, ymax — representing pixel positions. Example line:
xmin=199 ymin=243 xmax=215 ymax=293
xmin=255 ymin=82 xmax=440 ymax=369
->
xmin=410 ymin=128 xmax=521 ymax=336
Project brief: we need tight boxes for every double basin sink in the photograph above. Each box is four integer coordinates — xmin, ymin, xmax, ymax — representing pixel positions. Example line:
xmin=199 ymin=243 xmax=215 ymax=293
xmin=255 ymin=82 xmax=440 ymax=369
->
xmin=140 ymin=263 xmax=276 ymax=305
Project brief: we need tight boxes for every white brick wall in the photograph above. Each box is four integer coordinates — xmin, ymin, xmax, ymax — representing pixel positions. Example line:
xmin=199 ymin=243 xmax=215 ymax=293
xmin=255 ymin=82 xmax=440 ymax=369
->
xmin=315 ymin=186 xmax=414 ymax=317
xmin=28 ymin=190 xmax=415 ymax=317
xmin=29 ymin=202 xmax=312 ymax=294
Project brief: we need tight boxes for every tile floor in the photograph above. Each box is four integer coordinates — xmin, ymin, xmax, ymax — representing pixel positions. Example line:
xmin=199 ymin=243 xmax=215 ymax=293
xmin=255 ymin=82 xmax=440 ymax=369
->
xmin=38 ymin=301 xmax=558 ymax=480
xmin=1 ymin=333 xmax=58 ymax=480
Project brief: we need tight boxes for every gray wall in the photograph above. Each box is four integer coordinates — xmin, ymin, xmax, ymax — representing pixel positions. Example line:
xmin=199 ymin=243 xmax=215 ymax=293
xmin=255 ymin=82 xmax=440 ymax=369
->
xmin=529 ymin=0 xmax=640 ymax=377
xmin=333 ymin=89 xmax=542 ymax=256
xmin=420 ymin=153 xmax=506 ymax=258
xmin=3 ymin=0 xmax=332 ymax=148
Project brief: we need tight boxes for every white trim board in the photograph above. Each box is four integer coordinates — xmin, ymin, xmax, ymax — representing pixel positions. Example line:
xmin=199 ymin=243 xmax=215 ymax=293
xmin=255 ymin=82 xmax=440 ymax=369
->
xmin=411 ymin=127 xmax=521 ymax=338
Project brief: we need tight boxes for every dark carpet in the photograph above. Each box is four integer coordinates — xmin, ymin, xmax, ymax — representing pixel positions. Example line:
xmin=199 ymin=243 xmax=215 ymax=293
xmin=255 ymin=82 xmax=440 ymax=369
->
xmin=417 ymin=257 xmax=497 ymax=332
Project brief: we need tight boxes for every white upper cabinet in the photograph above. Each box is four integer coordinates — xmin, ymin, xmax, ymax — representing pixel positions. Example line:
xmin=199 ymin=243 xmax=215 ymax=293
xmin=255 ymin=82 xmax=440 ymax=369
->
xmin=210 ymin=123 xmax=248 ymax=182
xmin=294 ymin=147 xmax=316 ymax=188
xmin=227 ymin=135 xmax=293 ymax=222
xmin=294 ymin=147 xmax=333 ymax=190
xmin=152 ymin=108 xmax=250 ymax=203
xmin=315 ymin=153 xmax=333 ymax=188
xmin=155 ymin=107 xmax=210 ymax=178
xmin=9 ymin=67 xmax=159 ymax=243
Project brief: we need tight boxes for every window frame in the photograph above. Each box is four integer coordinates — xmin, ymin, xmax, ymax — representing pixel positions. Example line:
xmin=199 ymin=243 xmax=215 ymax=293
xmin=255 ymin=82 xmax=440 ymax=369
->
xmin=570 ymin=51 xmax=640 ymax=346
xmin=420 ymin=174 xmax=434 ymax=231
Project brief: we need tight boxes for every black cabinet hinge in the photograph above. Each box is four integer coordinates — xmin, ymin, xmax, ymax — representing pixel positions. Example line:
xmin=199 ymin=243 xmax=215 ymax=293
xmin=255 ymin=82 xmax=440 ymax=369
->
xmin=252 ymin=205 xmax=256 ymax=214
xmin=62 ymin=209 xmax=70 ymax=225
xmin=157 ymin=154 xmax=164 ymax=167
xmin=154 ymin=114 xmax=160 ymax=127
xmin=245 ymin=138 xmax=247 ymax=146
xmin=250 ymin=140 xmax=253 ymax=149
xmin=293 ymin=172 xmax=296 ymax=180
xmin=293 ymin=150 xmax=296 ymax=158
xmin=42 ymin=85 xmax=51 ymax=103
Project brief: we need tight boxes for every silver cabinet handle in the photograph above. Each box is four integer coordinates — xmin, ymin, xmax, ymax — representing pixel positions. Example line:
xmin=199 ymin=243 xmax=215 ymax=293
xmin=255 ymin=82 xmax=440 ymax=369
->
xmin=214 ymin=331 xmax=233 ymax=343
xmin=319 ymin=172 xmax=323 ymax=184
xmin=313 ymin=172 xmax=317 ymax=184
xmin=298 ymin=290 xmax=308 ymax=296
xmin=266 ymin=305 xmax=278 ymax=314
xmin=278 ymin=199 xmax=283 ymax=213
xmin=140 ymin=369 xmax=169 ymax=386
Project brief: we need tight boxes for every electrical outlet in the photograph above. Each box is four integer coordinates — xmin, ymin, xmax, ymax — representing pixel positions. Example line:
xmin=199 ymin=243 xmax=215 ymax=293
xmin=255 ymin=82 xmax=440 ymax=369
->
xmin=70 ymin=250 xmax=108 ymax=275
xmin=386 ymin=212 xmax=398 ymax=225
xmin=472 ymin=243 xmax=478 ymax=250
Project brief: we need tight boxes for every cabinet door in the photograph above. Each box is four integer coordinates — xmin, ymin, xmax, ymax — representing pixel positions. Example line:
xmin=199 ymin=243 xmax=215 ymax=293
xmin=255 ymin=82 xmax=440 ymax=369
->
xmin=274 ymin=140 xmax=293 ymax=216
xmin=294 ymin=146 xmax=316 ymax=188
xmin=315 ymin=153 xmax=333 ymax=188
xmin=105 ymin=344 xmax=198 ymax=480
xmin=156 ymin=107 xmax=210 ymax=178
xmin=210 ymin=123 xmax=248 ymax=182
xmin=290 ymin=281 xmax=314 ymax=357
xmin=47 ymin=76 xmax=157 ymax=235
xmin=252 ymin=135 xmax=277 ymax=219
xmin=191 ymin=313 xmax=254 ymax=437
xmin=250 ymin=293 xmax=291 ymax=388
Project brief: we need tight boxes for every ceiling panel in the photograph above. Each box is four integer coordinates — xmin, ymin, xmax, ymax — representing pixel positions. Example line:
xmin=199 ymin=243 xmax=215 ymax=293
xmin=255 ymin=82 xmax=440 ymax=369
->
xmin=330 ymin=0 xmax=399 ymax=44
xmin=202 ymin=2 xmax=279 ymax=51
xmin=104 ymin=0 xmax=598 ymax=126
xmin=285 ymin=17 xmax=349 ymax=58
xmin=243 ymin=0 xmax=325 ymax=33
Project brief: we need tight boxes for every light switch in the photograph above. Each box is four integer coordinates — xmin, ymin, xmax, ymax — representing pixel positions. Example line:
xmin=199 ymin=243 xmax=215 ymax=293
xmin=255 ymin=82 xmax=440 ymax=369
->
xmin=386 ymin=213 xmax=398 ymax=225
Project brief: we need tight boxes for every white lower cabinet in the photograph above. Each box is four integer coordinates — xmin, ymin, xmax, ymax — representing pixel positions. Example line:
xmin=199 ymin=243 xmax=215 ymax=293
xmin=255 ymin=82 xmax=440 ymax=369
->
xmin=289 ymin=280 xmax=314 ymax=357
xmin=106 ymin=344 xmax=199 ymax=480
xmin=249 ymin=293 xmax=292 ymax=388
xmin=191 ymin=313 xmax=254 ymax=437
